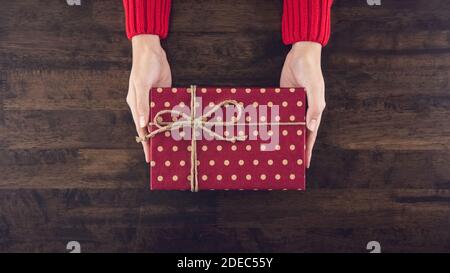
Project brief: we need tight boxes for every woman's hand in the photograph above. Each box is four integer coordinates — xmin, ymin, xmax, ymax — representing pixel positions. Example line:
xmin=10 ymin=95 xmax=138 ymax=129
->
xmin=280 ymin=41 xmax=326 ymax=168
xmin=126 ymin=34 xmax=172 ymax=162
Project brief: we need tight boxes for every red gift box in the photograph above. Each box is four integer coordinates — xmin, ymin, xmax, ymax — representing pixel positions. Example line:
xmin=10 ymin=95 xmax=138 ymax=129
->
xmin=140 ymin=86 xmax=306 ymax=191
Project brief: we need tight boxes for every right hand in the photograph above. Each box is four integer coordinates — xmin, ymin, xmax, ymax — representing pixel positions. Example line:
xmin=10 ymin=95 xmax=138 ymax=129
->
xmin=126 ymin=34 xmax=172 ymax=162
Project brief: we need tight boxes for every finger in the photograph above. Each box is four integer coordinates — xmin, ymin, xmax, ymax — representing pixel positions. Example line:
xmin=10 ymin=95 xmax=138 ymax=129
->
xmin=134 ymin=80 xmax=152 ymax=163
xmin=139 ymin=127 xmax=151 ymax=163
xmin=134 ymin=80 xmax=151 ymax=129
xmin=127 ymin=81 xmax=151 ymax=162
xmin=306 ymin=114 xmax=322 ymax=168
xmin=305 ymin=85 xmax=326 ymax=132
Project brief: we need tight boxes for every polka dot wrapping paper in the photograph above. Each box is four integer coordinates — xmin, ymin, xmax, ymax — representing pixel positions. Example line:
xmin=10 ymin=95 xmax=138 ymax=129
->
xmin=147 ymin=87 xmax=306 ymax=191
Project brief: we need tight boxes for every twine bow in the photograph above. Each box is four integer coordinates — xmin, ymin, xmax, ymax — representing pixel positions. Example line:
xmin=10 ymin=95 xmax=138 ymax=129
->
xmin=136 ymin=85 xmax=246 ymax=192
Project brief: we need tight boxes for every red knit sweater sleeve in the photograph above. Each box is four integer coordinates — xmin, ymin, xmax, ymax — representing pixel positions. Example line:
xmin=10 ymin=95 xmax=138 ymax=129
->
xmin=123 ymin=0 xmax=171 ymax=40
xmin=282 ymin=0 xmax=333 ymax=46
xmin=122 ymin=0 xmax=332 ymax=46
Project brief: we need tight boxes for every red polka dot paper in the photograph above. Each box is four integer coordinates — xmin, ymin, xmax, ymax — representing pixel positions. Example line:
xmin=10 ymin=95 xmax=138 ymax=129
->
xmin=148 ymin=87 xmax=306 ymax=191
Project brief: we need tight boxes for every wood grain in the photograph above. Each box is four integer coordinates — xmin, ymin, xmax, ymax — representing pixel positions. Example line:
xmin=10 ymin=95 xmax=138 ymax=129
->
xmin=0 ymin=0 xmax=449 ymax=252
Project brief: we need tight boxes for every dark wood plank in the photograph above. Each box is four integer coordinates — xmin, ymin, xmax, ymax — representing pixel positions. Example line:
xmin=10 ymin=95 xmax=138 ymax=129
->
xmin=0 ymin=149 xmax=147 ymax=189
xmin=1 ymin=189 xmax=449 ymax=252
xmin=0 ymin=148 xmax=448 ymax=189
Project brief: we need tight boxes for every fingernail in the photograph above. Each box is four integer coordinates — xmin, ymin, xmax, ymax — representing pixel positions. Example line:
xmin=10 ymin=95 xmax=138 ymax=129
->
xmin=308 ymin=119 xmax=317 ymax=131
xmin=139 ymin=116 xmax=146 ymax=128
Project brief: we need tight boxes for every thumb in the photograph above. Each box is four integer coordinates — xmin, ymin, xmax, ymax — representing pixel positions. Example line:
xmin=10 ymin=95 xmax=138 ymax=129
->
xmin=306 ymin=95 xmax=326 ymax=132
xmin=134 ymin=81 xmax=151 ymax=128
xmin=306 ymin=109 xmax=321 ymax=132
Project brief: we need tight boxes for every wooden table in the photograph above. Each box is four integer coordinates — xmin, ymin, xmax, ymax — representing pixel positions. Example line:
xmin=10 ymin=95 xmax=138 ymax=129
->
xmin=0 ymin=0 xmax=449 ymax=252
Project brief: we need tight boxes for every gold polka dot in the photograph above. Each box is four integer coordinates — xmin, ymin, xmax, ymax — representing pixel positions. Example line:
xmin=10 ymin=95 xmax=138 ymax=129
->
xmin=186 ymin=88 xmax=191 ymax=93
xmin=290 ymin=145 xmax=296 ymax=150
xmin=172 ymin=146 xmax=178 ymax=152
xmin=297 ymin=101 xmax=303 ymax=107
xmin=209 ymin=160 xmax=215 ymax=166
xmin=165 ymin=131 xmax=171 ymax=137
xmin=157 ymin=88 xmax=163 ymax=93
xmin=267 ymin=159 xmax=273 ymax=165
xmin=297 ymin=129 xmax=303 ymax=136
xmin=165 ymin=160 xmax=171 ymax=167
xmin=231 ymin=88 xmax=237 ymax=93
xmin=260 ymin=145 xmax=266 ymax=151
xmin=179 ymin=102 xmax=185 ymax=107
xmin=289 ymin=115 xmax=296 ymax=121
xmin=173 ymin=175 xmax=178 ymax=181
xmin=231 ymin=145 xmax=237 ymax=151
xmin=260 ymin=88 xmax=266 ymax=93
xmin=224 ymin=131 xmax=230 ymax=137
xmin=187 ymin=146 xmax=192 ymax=152
xmin=202 ymin=175 xmax=208 ymax=181
xmin=289 ymin=174 xmax=296 ymax=180
xmin=268 ymin=130 xmax=273 ymax=136
xmin=187 ymin=175 xmax=192 ymax=180
xmin=252 ymin=102 xmax=259 ymax=107
xmin=246 ymin=116 xmax=252 ymax=122
xmin=260 ymin=174 xmax=267 ymax=180
xmin=164 ymin=102 xmax=171 ymax=108
xmin=201 ymin=88 xmax=207 ymax=93
xmin=217 ymin=145 xmax=223 ymax=151
xmin=252 ymin=131 xmax=258 ymax=137
xmin=202 ymin=145 xmax=208 ymax=151
xmin=171 ymin=88 xmax=178 ymax=93
xmin=216 ymin=88 xmax=222 ymax=93
xmin=245 ymin=145 xmax=252 ymax=151
xmin=150 ymin=101 xmax=155 ymax=108
xmin=245 ymin=88 xmax=251 ymax=93
xmin=238 ymin=131 xmax=245 ymax=136
xmin=246 ymin=174 xmax=252 ymax=180
xmin=297 ymin=159 xmax=303 ymax=165
xmin=196 ymin=160 xmax=201 ymax=166
xmin=275 ymin=145 xmax=281 ymax=151
xmin=231 ymin=174 xmax=237 ymax=181
xmin=238 ymin=160 xmax=245 ymax=166
xmin=224 ymin=160 xmax=230 ymax=166
xmin=253 ymin=159 xmax=259 ymax=166
xmin=180 ymin=160 xmax=186 ymax=166
xmin=260 ymin=116 xmax=266 ymax=122
xmin=275 ymin=88 xmax=281 ymax=93
xmin=289 ymin=88 xmax=295 ymax=93
xmin=157 ymin=176 xmax=163 ymax=182
xmin=282 ymin=101 xmax=288 ymax=107
xmin=282 ymin=159 xmax=288 ymax=165
xmin=267 ymin=101 xmax=273 ymax=107
xmin=275 ymin=115 xmax=281 ymax=121
xmin=217 ymin=174 xmax=223 ymax=181
xmin=282 ymin=130 xmax=288 ymax=136
xmin=157 ymin=146 xmax=164 ymax=152
xmin=275 ymin=174 xmax=281 ymax=180
xmin=150 ymin=161 xmax=156 ymax=167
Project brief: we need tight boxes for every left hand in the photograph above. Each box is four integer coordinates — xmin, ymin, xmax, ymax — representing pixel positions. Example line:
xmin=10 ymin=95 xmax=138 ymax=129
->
xmin=280 ymin=41 xmax=326 ymax=168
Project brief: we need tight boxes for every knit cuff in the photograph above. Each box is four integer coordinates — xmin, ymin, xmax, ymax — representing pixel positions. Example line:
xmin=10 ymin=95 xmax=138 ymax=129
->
xmin=123 ymin=0 xmax=171 ymax=40
xmin=282 ymin=0 xmax=333 ymax=46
